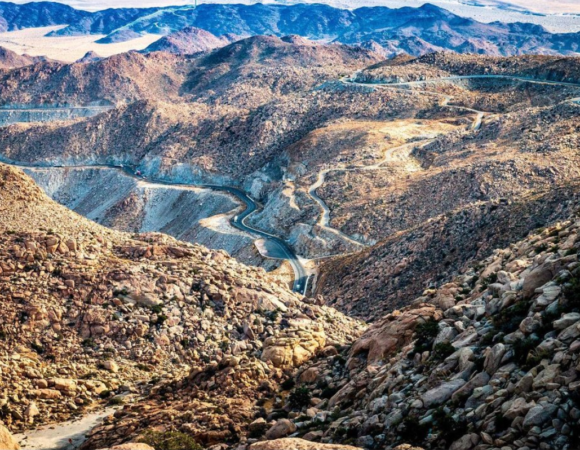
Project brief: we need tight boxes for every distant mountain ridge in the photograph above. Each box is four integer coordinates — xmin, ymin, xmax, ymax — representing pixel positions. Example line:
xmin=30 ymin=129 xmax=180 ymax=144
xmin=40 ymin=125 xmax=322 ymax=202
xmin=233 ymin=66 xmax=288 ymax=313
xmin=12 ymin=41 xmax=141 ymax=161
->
xmin=143 ymin=26 xmax=237 ymax=55
xmin=1 ymin=2 xmax=580 ymax=56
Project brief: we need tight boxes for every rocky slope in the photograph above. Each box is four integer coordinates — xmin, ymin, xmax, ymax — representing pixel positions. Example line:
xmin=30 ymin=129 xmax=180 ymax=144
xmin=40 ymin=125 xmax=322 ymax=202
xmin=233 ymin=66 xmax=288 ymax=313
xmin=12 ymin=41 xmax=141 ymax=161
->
xmin=143 ymin=27 xmax=236 ymax=55
xmin=311 ymin=55 xmax=580 ymax=319
xmin=0 ymin=51 xmax=189 ymax=106
xmin=0 ymin=46 xmax=49 ymax=69
xmin=355 ymin=53 xmax=580 ymax=84
xmin=24 ymin=166 xmax=276 ymax=270
xmin=270 ymin=213 xmax=580 ymax=450
xmin=0 ymin=163 xmax=364 ymax=444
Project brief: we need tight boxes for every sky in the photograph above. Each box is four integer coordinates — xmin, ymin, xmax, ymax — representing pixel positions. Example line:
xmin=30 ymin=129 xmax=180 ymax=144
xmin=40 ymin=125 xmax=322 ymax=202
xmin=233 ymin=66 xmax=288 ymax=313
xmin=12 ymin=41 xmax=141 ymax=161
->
xmin=7 ymin=0 xmax=580 ymax=14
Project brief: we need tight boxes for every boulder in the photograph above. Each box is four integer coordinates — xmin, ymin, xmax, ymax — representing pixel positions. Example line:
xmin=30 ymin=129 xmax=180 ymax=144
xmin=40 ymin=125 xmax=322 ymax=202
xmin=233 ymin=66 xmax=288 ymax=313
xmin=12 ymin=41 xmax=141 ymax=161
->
xmin=449 ymin=433 xmax=480 ymax=450
xmin=523 ymin=404 xmax=558 ymax=427
xmin=484 ymin=343 xmax=506 ymax=375
xmin=250 ymin=438 xmax=362 ymax=449
xmin=101 ymin=445 xmax=155 ymax=450
xmin=421 ymin=379 xmax=466 ymax=408
xmin=504 ymin=397 xmax=536 ymax=420
xmin=0 ymin=425 xmax=19 ymax=450
xmin=350 ymin=306 xmax=442 ymax=364
xmin=265 ymin=419 xmax=297 ymax=440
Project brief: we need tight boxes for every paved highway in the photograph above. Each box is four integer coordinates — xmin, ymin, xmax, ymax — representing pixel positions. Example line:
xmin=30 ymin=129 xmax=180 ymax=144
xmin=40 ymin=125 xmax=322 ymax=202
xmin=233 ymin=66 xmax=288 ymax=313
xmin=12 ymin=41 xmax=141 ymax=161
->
xmin=0 ymin=158 xmax=310 ymax=295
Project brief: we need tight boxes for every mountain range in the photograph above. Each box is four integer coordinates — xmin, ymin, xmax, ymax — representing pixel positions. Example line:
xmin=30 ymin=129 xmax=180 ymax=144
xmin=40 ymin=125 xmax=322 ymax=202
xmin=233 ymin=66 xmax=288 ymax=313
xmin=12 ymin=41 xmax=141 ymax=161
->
xmin=1 ymin=2 xmax=580 ymax=56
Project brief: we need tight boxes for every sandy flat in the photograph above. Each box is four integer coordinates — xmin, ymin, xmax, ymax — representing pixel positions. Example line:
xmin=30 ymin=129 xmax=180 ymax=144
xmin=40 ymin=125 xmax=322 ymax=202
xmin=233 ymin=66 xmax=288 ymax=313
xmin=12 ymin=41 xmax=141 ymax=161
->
xmin=15 ymin=407 xmax=117 ymax=450
xmin=0 ymin=26 xmax=162 ymax=63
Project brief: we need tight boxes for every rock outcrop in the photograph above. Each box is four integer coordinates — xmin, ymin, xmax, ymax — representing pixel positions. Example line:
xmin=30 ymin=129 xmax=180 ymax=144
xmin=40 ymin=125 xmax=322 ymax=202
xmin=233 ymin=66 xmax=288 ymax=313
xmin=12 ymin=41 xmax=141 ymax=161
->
xmin=275 ymin=217 xmax=580 ymax=449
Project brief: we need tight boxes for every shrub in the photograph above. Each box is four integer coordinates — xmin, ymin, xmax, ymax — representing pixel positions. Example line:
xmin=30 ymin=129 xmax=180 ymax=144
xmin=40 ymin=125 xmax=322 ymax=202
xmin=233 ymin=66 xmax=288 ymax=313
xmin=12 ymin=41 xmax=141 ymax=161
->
xmin=492 ymin=301 xmax=529 ymax=334
xmin=154 ymin=313 xmax=168 ymax=326
xmin=563 ymin=271 xmax=580 ymax=313
xmin=98 ymin=390 xmax=111 ymax=399
xmin=398 ymin=415 xmax=429 ymax=446
xmin=480 ymin=273 xmax=498 ymax=291
xmin=432 ymin=342 xmax=455 ymax=361
xmin=30 ymin=341 xmax=45 ymax=354
xmin=139 ymin=430 xmax=202 ymax=450
xmin=432 ymin=408 xmax=468 ymax=445
xmin=321 ymin=385 xmax=339 ymax=399
xmin=495 ymin=413 xmax=512 ymax=431
xmin=535 ymin=243 xmax=549 ymax=254
xmin=512 ymin=337 xmax=540 ymax=365
xmin=288 ymin=386 xmax=311 ymax=409
xmin=411 ymin=318 xmax=440 ymax=356
xmin=280 ymin=378 xmax=295 ymax=391
xmin=109 ymin=396 xmax=125 ymax=405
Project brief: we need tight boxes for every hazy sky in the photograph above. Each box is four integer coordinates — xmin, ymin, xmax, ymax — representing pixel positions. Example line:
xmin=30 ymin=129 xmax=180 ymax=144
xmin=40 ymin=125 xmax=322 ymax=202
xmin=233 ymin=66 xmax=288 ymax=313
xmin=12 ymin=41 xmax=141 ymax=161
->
xmin=7 ymin=0 xmax=580 ymax=14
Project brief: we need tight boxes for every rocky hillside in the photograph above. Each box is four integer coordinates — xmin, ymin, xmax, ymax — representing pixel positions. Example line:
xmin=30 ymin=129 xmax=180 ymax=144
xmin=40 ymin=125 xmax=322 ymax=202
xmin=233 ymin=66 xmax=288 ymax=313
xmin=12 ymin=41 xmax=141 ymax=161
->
xmin=143 ymin=27 xmax=236 ymax=55
xmin=270 ymin=213 xmax=580 ymax=450
xmin=0 ymin=46 xmax=49 ymax=69
xmin=356 ymin=53 xmax=580 ymax=84
xmin=0 ymin=163 xmax=364 ymax=441
xmin=63 ymin=189 xmax=580 ymax=450
xmin=317 ymin=96 xmax=580 ymax=319
xmin=0 ymin=51 xmax=189 ymax=106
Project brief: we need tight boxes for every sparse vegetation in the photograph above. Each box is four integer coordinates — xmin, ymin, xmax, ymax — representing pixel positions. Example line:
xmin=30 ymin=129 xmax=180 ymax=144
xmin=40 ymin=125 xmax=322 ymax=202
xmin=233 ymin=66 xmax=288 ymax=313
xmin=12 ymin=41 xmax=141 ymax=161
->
xmin=139 ymin=430 xmax=202 ymax=450
xmin=288 ymin=386 xmax=311 ymax=409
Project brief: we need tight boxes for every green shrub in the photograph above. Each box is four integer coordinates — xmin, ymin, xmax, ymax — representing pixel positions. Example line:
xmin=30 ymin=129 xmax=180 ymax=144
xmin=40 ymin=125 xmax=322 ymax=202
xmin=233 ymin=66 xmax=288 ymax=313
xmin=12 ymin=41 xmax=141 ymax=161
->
xmin=288 ymin=386 xmax=311 ymax=409
xmin=139 ymin=430 xmax=202 ymax=450
xmin=280 ymin=378 xmax=295 ymax=391
xmin=492 ymin=301 xmax=529 ymax=334
xmin=411 ymin=318 xmax=440 ymax=356
xmin=398 ymin=415 xmax=429 ymax=446
xmin=98 ymin=390 xmax=111 ymax=399
xmin=563 ymin=272 xmax=580 ymax=313
xmin=480 ymin=273 xmax=498 ymax=291
xmin=432 ymin=408 xmax=468 ymax=445
xmin=432 ymin=342 xmax=455 ymax=361
xmin=513 ymin=337 xmax=540 ymax=365
xmin=109 ymin=396 xmax=125 ymax=405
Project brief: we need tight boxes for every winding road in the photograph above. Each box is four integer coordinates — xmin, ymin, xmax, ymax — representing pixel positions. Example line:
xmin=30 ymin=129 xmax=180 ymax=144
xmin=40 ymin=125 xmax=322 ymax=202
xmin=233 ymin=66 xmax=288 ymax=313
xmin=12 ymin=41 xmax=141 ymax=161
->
xmin=307 ymin=141 xmax=429 ymax=247
xmin=2 ymin=74 xmax=580 ymax=296
xmin=0 ymin=158 xmax=309 ymax=295
xmin=304 ymin=73 xmax=580 ymax=245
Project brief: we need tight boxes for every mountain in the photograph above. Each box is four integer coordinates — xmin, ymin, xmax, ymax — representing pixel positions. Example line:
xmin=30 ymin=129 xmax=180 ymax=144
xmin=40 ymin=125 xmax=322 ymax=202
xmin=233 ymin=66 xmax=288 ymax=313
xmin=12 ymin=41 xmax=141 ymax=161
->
xmin=0 ymin=50 xmax=189 ymax=105
xmin=143 ymin=26 xmax=236 ymax=55
xmin=0 ymin=45 xmax=50 ymax=68
xmin=0 ymin=2 xmax=580 ymax=57
xmin=76 ymin=50 xmax=102 ymax=63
